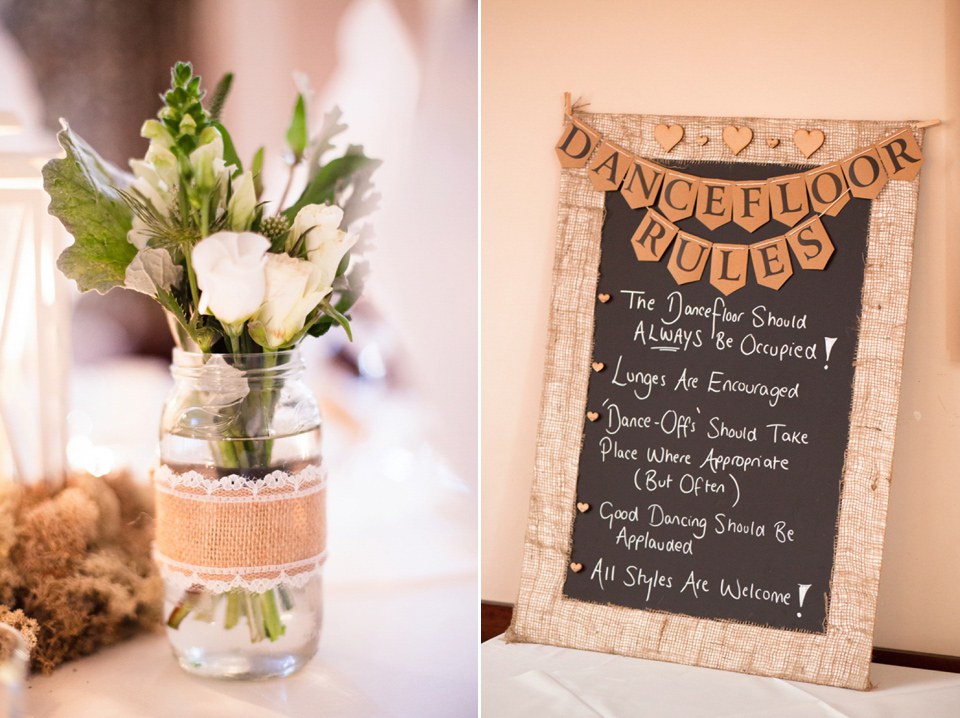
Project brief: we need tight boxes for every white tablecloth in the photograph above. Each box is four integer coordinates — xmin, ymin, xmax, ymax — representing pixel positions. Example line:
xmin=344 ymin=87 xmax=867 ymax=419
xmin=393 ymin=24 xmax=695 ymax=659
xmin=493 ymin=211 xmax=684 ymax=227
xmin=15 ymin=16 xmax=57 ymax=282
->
xmin=28 ymin=578 xmax=476 ymax=718
xmin=482 ymin=636 xmax=960 ymax=717
xmin=27 ymin=358 xmax=478 ymax=717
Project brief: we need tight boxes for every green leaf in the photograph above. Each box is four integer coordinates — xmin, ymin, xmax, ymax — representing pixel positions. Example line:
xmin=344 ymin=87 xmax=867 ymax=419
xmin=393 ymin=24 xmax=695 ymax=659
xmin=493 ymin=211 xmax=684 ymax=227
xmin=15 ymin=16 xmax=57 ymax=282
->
xmin=43 ymin=121 xmax=137 ymax=294
xmin=251 ymin=146 xmax=264 ymax=199
xmin=285 ymin=94 xmax=308 ymax=162
xmin=215 ymin=122 xmax=242 ymax=174
xmin=246 ymin=319 xmax=271 ymax=350
xmin=124 ymin=247 xmax=183 ymax=296
xmin=307 ymin=317 xmax=333 ymax=338
xmin=335 ymin=250 xmax=350 ymax=278
xmin=305 ymin=106 xmax=346 ymax=177
xmin=281 ymin=153 xmax=377 ymax=222
xmin=319 ymin=298 xmax=352 ymax=341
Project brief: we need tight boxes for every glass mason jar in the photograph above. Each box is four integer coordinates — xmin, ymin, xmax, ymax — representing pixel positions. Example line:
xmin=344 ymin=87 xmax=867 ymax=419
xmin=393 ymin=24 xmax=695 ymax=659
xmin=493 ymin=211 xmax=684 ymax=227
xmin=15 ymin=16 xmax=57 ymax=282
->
xmin=155 ymin=350 xmax=325 ymax=680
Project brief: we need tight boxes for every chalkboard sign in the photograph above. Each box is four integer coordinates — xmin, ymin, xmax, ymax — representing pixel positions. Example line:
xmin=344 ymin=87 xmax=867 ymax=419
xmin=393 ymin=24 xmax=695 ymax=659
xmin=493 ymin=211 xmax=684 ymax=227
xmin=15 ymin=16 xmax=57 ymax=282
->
xmin=507 ymin=111 xmax=928 ymax=691
xmin=564 ymin=161 xmax=869 ymax=633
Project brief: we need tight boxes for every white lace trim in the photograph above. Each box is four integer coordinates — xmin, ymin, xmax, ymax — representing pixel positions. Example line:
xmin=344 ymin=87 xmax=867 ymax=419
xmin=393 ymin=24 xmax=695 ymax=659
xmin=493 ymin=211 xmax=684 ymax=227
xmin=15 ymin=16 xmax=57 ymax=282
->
xmin=155 ymin=463 xmax=326 ymax=503
xmin=155 ymin=550 xmax=327 ymax=593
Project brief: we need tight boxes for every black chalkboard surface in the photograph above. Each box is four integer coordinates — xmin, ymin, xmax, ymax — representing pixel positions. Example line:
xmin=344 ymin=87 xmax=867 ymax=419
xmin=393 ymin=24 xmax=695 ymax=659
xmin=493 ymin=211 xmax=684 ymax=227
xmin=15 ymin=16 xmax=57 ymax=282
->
xmin=563 ymin=161 xmax=870 ymax=633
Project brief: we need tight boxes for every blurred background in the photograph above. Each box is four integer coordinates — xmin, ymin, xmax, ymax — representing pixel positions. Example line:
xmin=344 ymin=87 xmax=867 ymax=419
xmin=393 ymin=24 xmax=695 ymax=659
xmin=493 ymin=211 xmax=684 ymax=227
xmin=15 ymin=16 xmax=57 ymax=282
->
xmin=0 ymin=0 xmax=477 ymax=711
xmin=0 ymin=0 xmax=477 ymax=486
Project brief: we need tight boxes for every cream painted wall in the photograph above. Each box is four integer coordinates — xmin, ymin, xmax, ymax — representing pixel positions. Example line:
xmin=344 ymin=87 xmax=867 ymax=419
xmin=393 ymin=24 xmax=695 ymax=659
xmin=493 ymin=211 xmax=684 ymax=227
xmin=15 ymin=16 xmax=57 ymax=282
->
xmin=481 ymin=0 xmax=960 ymax=656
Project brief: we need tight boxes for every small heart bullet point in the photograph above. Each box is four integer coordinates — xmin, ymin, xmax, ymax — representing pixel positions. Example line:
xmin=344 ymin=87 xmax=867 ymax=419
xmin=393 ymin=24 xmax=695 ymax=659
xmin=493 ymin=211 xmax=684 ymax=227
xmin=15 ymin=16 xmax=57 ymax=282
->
xmin=592 ymin=362 xmax=604 ymax=372
xmin=570 ymin=562 xmax=583 ymax=573
xmin=586 ymin=411 xmax=599 ymax=422
xmin=598 ymin=293 xmax=611 ymax=303
xmin=577 ymin=502 xmax=590 ymax=512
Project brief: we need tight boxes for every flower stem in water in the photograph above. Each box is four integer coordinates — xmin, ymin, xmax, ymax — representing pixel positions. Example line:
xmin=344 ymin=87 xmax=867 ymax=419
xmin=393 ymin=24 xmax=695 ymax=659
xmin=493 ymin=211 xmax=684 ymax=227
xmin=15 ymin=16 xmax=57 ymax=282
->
xmin=261 ymin=590 xmax=285 ymax=641
xmin=224 ymin=590 xmax=241 ymax=629
xmin=167 ymin=587 xmax=202 ymax=629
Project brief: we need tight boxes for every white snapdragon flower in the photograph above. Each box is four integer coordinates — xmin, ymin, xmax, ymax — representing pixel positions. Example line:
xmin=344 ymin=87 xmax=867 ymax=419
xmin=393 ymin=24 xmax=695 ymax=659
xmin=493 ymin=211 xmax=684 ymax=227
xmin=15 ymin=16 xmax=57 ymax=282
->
xmin=179 ymin=114 xmax=197 ymax=136
xmin=127 ymin=216 xmax=152 ymax=250
xmin=253 ymin=253 xmax=332 ymax=348
xmin=125 ymin=124 xmax=181 ymax=249
xmin=143 ymin=141 xmax=179 ymax=191
xmin=290 ymin=203 xmax=358 ymax=289
xmin=140 ymin=119 xmax=174 ymax=149
xmin=192 ymin=232 xmax=270 ymax=330
xmin=228 ymin=171 xmax=257 ymax=231
xmin=190 ymin=127 xmax=226 ymax=193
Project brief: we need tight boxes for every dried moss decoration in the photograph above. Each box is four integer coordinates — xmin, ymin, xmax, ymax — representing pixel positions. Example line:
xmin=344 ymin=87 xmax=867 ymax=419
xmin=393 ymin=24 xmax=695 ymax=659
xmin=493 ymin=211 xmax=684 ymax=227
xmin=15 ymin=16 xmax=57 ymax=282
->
xmin=0 ymin=473 xmax=162 ymax=673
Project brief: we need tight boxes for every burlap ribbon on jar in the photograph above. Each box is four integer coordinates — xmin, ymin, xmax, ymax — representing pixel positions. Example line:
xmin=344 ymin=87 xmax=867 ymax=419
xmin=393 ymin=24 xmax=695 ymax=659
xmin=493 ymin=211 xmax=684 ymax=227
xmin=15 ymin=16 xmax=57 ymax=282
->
xmin=153 ymin=463 xmax=327 ymax=593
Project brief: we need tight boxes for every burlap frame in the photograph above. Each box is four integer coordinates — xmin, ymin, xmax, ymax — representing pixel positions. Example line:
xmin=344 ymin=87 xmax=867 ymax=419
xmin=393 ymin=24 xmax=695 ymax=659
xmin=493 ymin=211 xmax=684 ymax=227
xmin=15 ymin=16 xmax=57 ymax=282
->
xmin=506 ymin=112 xmax=925 ymax=690
xmin=154 ymin=463 xmax=327 ymax=593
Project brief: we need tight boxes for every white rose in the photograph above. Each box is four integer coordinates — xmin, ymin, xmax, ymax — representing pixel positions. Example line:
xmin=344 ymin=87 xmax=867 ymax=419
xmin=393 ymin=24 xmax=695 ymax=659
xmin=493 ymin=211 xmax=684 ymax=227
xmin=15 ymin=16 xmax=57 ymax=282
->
xmin=228 ymin=171 xmax=257 ymax=231
xmin=192 ymin=231 xmax=269 ymax=328
xmin=253 ymin=253 xmax=332 ymax=348
xmin=290 ymin=203 xmax=358 ymax=289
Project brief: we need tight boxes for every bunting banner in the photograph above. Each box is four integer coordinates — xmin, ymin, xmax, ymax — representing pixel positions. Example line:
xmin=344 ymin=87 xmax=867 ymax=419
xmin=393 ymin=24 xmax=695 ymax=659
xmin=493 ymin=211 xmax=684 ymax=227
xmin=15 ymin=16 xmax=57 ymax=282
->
xmin=555 ymin=115 xmax=924 ymax=294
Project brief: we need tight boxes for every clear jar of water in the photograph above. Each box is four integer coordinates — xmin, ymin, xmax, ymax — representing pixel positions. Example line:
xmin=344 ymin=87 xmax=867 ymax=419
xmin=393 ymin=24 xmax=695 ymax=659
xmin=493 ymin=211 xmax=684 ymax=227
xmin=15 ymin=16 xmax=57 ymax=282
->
xmin=157 ymin=350 xmax=325 ymax=680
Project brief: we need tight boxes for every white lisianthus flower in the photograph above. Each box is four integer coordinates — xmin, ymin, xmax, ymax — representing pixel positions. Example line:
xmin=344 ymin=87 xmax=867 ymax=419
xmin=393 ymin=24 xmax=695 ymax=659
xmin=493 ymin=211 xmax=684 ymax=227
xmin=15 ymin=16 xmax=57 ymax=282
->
xmin=228 ymin=171 xmax=257 ymax=231
xmin=290 ymin=203 xmax=342 ymax=249
xmin=290 ymin=203 xmax=358 ymax=289
xmin=192 ymin=232 xmax=270 ymax=329
xmin=253 ymin=253 xmax=332 ymax=349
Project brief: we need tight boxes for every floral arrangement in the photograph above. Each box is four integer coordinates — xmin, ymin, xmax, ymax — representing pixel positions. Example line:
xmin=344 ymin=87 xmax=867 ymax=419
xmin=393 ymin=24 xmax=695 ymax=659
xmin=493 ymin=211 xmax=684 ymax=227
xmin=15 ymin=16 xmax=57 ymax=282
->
xmin=42 ymin=62 xmax=378 ymax=649
xmin=44 ymin=61 xmax=378 ymax=352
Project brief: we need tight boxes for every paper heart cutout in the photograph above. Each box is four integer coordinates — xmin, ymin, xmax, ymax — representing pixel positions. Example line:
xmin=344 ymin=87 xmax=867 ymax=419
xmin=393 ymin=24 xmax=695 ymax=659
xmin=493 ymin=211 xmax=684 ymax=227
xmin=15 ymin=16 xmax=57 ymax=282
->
xmin=766 ymin=138 xmax=779 ymax=148
xmin=597 ymin=293 xmax=611 ymax=303
xmin=695 ymin=135 xmax=708 ymax=146
xmin=570 ymin=562 xmax=583 ymax=573
xmin=586 ymin=411 xmax=599 ymax=422
xmin=793 ymin=129 xmax=825 ymax=158
xmin=722 ymin=125 xmax=753 ymax=155
xmin=577 ymin=502 xmax=590 ymax=512
xmin=591 ymin=362 xmax=604 ymax=372
xmin=654 ymin=123 xmax=684 ymax=152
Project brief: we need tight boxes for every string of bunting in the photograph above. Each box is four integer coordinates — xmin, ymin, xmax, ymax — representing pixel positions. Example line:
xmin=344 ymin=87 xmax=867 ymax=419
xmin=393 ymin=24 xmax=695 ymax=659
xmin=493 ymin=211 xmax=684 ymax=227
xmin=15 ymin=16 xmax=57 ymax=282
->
xmin=555 ymin=112 xmax=926 ymax=295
